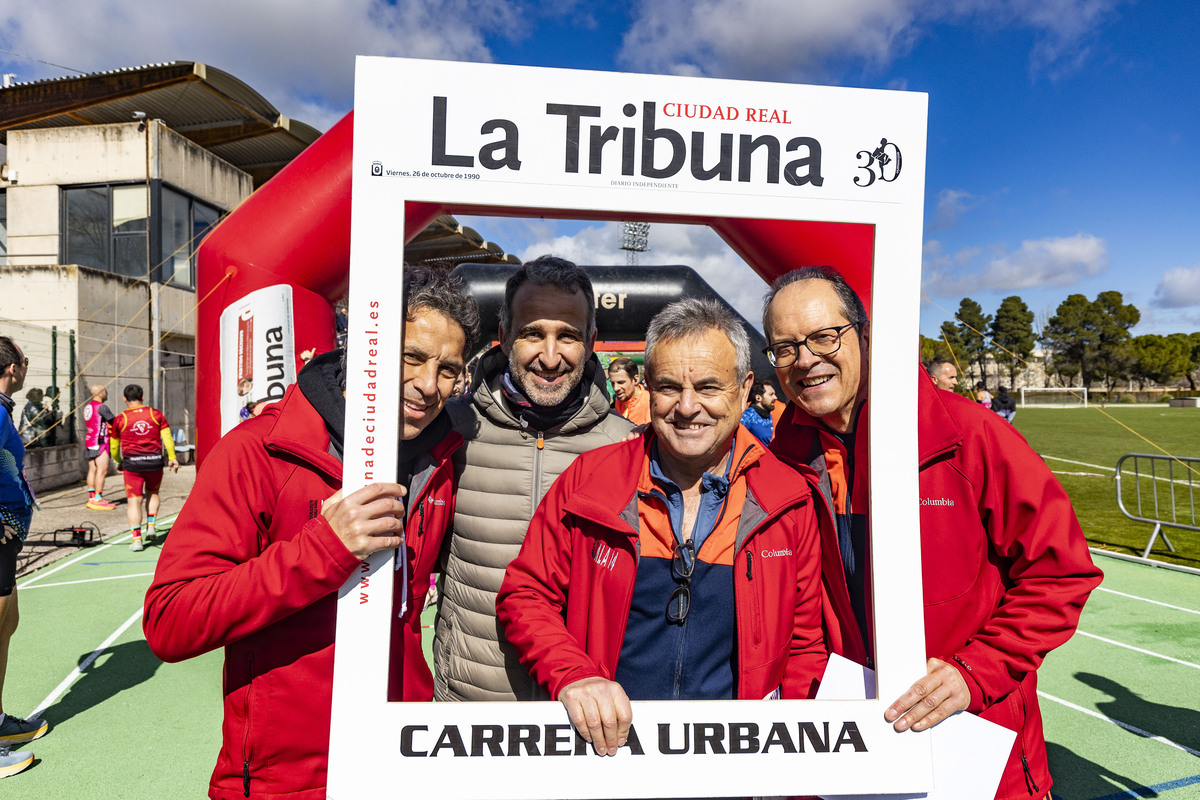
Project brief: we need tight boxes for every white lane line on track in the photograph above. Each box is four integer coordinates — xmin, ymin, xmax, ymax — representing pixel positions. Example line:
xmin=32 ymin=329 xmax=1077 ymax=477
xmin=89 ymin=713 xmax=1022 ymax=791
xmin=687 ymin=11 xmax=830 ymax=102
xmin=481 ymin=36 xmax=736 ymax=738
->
xmin=20 ymin=572 xmax=157 ymax=590
xmin=1037 ymin=690 xmax=1200 ymax=758
xmin=1042 ymin=455 xmax=1196 ymax=486
xmin=1042 ymin=455 xmax=1113 ymax=471
xmin=16 ymin=535 xmax=134 ymax=588
xmin=29 ymin=606 xmax=144 ymax=721
xmin=1098 ymin=587 xmax=1200 ymax=616
xmin=1075 ymin=630 xmax=1200 ymax=670
xmin=17 ymin=512 xmax=178 ymax=589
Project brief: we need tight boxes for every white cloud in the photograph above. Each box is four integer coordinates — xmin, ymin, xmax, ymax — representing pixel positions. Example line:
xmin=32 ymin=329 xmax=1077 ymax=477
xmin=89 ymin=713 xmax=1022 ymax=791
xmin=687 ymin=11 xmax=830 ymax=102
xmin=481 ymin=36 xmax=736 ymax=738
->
xmin=923 ymin=233 xmax=1107 ymax=296
xmin=929 ymin=188 xmax=978 ymax=231
xmin=617 ymin=0 xmax=1124 ymax=81
xmin=0 ymin=0 xmax=526 ymax=130
xmin=502 ymin=219 xmax=769 ymax=330
xmin=1152 ymin=265 xmax=1200 ymax=309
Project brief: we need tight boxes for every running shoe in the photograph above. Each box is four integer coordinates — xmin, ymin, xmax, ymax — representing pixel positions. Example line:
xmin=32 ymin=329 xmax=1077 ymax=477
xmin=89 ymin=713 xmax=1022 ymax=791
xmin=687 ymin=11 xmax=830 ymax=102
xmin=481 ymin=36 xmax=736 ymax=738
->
xmin=0 ymin=714 xmax=47 ymax=745
xmin=86 ymin=498 xmax=116 ymax=511
xmin=0 ymin=748 xmax=33 ymax=778
xmin=130 ymin=538 xmax=144 ymax=552
xmin=143 ymin=528 xmax=155 ymax=545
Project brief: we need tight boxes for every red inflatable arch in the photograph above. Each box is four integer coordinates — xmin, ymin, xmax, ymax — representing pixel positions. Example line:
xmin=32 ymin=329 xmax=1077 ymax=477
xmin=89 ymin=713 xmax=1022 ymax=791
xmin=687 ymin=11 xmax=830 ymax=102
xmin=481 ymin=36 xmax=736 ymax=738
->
xmin=195 ymin=111 xmax=875 ymax=463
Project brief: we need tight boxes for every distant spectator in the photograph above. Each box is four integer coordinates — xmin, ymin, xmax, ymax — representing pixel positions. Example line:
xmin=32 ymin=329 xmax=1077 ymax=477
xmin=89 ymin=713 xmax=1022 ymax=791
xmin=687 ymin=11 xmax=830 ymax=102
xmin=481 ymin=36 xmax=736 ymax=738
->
xmin=927 ymin=359 xmax=958 ymax=392
xmin=84 ymin=384 xmax=117 ymax=511
xmin=0 ymin=336 xmax=47 ymax=775
xmin=42 ymin=386 xmax=61 ymax=446
xmin=992 ymin=386 xmax=1017 ymax=423
xmin=18 ymin=388 xmax=47 ymax=448
xmin=740 ymin=379 xmax=777 ymax=444
xmin=975 ymin=381 xmax=992 ymax=409
xmin=335 ymin=303 xmax=349 ymax=349
xmin=608 ymin=357 xmax=650 ymax=426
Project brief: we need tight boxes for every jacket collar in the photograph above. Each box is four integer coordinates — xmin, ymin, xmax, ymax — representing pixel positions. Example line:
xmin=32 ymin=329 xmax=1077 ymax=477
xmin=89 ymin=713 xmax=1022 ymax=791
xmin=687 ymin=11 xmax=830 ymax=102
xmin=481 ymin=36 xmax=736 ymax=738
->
xmin=470 ymin=345 xmax=615 ymax=434
xmin=776 ymin=365 xmax=964 ymax=468
xmin=562 ymin=428 xmax=808 ymax=537
xmin=915 ymin=365 xmax=963 ymax=466
xmin=260 ymin=385 xmax=343 ymax=482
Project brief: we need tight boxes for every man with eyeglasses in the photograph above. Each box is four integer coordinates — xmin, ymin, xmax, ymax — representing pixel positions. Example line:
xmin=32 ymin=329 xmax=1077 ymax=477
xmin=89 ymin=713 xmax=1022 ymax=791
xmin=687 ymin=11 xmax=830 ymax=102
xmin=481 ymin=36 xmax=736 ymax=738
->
xmin=498 ymin=298 xmax=826 ymax=757
xmin=762 ymin=266 xmax=1101 ymax=800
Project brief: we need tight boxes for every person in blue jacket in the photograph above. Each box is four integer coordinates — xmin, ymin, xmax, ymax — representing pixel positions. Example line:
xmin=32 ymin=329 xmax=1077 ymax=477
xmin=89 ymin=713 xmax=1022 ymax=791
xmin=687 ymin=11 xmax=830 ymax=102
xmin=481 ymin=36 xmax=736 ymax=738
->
xmin=0 ymin=336 xmax=46 ymax=778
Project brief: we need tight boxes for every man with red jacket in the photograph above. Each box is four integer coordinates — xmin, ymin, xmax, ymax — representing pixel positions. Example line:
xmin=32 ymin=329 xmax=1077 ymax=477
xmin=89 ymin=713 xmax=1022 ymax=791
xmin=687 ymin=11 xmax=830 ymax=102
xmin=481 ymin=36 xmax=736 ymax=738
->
xmin=498 ymin=298 xmax=825 ymax=756
xmin=143 ymin=266 xmax=480 ymax=800
xmin=761 ymin=266 xmax=1102 ymax=800
xmin=109 ymin=384 xmax=178 ymax=551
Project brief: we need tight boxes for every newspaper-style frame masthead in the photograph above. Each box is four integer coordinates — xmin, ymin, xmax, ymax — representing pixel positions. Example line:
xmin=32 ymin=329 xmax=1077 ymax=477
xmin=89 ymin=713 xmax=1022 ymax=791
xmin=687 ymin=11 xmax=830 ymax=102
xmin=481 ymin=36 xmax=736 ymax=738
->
xmin=332 ymin=56 xmax=929 ymax=799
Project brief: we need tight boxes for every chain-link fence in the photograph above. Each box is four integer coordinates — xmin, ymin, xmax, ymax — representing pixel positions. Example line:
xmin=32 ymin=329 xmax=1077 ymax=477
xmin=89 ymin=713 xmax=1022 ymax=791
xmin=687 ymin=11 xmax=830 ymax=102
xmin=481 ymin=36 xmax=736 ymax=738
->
xmin=1 ymin=317 xmax=78 ymax=448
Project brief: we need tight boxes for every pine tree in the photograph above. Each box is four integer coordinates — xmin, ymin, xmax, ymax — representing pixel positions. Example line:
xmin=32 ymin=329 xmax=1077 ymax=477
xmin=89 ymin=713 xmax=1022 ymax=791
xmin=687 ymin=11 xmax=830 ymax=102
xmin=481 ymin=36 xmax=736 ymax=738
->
xmin=989 ymin=296 xmax=1036 ymax=389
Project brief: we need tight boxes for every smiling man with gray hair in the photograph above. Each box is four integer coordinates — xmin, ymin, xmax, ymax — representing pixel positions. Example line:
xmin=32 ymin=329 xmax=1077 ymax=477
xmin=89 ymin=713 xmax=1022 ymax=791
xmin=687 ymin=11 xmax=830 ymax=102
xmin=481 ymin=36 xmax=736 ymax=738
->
xmin=498 ymin=297 xmax=826 ymax=756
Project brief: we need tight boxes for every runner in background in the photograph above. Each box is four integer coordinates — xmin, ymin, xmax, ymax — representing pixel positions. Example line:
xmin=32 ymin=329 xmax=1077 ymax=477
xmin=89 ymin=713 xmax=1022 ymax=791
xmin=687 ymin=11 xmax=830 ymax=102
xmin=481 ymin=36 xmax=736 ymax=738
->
xmin=109 ymin=384 xmax=178 ymax=552
xmin=83 ymin=385 xmax=116 ymax=511
xmin=740 ymin=380 xmax=778 ymax=445
xmin=608 ymin=357 xmax=650 ymax=426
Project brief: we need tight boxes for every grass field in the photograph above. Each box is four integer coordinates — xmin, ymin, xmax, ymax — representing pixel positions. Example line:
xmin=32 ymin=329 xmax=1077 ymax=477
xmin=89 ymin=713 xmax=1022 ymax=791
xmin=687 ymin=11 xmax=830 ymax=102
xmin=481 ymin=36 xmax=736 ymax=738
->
xmin=1013 ymin=407 xmax=1200 ymax=569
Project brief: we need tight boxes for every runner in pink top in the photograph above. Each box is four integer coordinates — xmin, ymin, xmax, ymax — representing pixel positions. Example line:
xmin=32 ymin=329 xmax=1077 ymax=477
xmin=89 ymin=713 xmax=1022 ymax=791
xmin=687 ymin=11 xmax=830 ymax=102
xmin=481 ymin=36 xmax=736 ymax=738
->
xmin=83 ymin=384 xmax=116 ymax=510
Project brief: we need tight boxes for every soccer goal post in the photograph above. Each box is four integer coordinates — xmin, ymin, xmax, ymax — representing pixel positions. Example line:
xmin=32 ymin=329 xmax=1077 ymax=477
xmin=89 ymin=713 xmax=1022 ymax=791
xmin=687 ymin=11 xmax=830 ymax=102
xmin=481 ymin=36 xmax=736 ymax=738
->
xmin=1020 ymin=387 xmax=1088 ymax=407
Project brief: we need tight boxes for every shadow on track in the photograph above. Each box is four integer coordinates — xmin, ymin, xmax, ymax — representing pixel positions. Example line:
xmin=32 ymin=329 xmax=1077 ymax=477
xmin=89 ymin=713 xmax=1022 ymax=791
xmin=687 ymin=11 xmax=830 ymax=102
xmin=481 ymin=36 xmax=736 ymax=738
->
xmin=1076 ymin=672 xmax=1200 ymax=754
xmin=38 ymin=640 xmax=163 ymax=729
xmin=1047 ymin=742 xmax=1155 ymax=799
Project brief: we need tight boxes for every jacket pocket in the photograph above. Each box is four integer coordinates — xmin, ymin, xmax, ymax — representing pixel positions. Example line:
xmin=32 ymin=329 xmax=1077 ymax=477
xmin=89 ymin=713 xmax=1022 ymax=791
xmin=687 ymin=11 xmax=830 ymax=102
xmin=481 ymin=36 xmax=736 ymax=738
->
xmin=434 ymin=614 xmax=459 ymax=688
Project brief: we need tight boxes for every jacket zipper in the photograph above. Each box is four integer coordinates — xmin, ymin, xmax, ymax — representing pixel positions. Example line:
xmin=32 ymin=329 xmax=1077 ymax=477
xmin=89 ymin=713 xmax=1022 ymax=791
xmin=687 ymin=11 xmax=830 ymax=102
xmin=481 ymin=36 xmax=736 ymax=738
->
xmin=242 ymin=653 xmax=253 ymax=797
xmin=1021 ymin=754 xmax=1039 ymax=796
xmin=531 ymin=428 xmax=545 ymax=515
xmin=744 ymin=548 xmax=763 ymax=646
xmin=1016 ymin=683 xmax=1039 ymax=796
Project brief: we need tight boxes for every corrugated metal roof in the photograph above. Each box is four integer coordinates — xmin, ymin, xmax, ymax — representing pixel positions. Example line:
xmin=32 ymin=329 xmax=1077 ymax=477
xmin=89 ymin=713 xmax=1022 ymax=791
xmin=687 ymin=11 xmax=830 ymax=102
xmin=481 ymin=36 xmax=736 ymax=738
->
xmin=0 ymin=61 xmax=320 ymax=186
xmin=0 ymin=62 xmax=517 ymax=264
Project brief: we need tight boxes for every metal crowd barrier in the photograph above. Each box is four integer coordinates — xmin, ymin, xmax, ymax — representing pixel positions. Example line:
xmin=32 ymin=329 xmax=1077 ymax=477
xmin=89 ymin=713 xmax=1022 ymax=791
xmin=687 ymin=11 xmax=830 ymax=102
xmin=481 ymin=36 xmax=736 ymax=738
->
xmin=1114 ymin=453 xmax=1199 ymax=559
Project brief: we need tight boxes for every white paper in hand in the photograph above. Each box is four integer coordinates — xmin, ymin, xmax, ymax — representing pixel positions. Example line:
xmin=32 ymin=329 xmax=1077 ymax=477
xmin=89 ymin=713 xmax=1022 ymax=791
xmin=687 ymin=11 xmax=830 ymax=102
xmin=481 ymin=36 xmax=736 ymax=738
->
xmin=816 ymin=654 xmax=1017 ymax=800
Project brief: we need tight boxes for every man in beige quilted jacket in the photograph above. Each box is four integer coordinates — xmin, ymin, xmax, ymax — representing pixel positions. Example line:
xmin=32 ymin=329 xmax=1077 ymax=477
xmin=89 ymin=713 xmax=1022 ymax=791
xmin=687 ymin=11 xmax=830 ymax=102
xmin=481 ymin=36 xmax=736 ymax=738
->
xmin=434 ymin=255 xmax=633 ymax=701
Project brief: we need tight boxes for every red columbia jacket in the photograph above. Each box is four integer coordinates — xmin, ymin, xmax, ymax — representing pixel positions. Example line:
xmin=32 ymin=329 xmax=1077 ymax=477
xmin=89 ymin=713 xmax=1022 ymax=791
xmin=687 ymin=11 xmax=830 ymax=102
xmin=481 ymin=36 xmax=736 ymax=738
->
xmin=143 ymin=384 xmax=461 ymax=800
xmin=497 ymin=430 xmax=827 ymax=702
xmin=770 ymin=368 xmax=1102 ymax=800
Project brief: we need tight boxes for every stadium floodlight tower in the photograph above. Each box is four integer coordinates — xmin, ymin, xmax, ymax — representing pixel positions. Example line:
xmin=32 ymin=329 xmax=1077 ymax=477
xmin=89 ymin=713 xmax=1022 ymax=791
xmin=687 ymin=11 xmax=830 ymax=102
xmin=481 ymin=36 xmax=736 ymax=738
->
xmin=620 ymin=221 xmax=650 ymax=266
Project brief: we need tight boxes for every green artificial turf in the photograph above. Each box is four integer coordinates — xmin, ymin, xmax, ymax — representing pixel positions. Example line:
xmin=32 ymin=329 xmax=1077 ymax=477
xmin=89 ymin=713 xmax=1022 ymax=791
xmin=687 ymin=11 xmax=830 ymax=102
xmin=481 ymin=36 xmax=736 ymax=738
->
xmin=1013 ymin=407 xmax=1200 ymax=568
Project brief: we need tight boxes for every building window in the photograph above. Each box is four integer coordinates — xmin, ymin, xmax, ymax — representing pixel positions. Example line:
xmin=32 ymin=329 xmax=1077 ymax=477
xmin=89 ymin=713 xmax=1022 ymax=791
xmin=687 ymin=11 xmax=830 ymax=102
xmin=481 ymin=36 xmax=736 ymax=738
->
xmin=63 ymin=184 xmax=148 ymax=279
xmin=62 ymin=183 xmax=221 ymax=289
xmin=161 ymin=187 xmax=220 ymax=290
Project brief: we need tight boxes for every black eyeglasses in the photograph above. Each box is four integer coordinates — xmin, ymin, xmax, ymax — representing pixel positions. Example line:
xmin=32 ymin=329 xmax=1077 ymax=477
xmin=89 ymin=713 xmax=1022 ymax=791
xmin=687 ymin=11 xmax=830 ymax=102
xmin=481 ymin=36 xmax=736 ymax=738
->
xmin=666 ymin=539 xmax=696 ymax=624
xmin=762 ymin=322 xmax=859 ymax=368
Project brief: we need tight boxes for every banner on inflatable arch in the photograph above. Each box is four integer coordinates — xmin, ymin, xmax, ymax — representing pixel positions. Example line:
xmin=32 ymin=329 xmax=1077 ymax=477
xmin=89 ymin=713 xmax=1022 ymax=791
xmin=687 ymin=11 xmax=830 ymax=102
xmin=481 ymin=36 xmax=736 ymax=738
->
xmin=217 ymin=284 xmax=297 ymax=435
xmin=330 ymin=56 xmax=930 ymax=799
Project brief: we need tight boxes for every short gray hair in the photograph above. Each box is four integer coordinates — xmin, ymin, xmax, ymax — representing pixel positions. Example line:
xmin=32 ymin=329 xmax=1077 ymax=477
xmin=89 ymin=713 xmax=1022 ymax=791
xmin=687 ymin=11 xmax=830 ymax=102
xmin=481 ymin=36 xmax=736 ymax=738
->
xmin=645 ymin=298 xmax=751 ymax=382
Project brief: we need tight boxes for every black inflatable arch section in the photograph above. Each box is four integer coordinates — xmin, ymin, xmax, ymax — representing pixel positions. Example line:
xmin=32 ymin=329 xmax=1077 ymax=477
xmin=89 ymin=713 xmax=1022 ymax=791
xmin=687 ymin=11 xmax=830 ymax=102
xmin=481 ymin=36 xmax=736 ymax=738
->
xmin=451 ymin=263 xmax=776 ymax=383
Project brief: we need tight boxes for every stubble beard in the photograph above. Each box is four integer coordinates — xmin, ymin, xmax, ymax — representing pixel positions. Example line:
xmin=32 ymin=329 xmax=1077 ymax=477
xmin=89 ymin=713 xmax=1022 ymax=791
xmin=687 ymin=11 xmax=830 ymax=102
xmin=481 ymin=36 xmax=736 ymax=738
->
xmin=510 ymin=354 xmax=585 ymax=408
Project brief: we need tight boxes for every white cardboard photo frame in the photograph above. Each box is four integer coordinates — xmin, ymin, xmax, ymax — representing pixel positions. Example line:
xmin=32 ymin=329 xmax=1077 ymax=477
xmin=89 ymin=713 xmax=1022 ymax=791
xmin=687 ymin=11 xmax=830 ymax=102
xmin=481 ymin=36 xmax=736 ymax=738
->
xmin=331 ymin=56 xmax=930 ymax=799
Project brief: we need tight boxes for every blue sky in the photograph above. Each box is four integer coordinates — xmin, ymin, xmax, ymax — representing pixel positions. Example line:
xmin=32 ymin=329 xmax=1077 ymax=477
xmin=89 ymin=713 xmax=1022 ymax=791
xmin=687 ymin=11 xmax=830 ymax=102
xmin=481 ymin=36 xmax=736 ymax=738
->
xmin=2 ymin=0 xmax=1196 ymax=336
